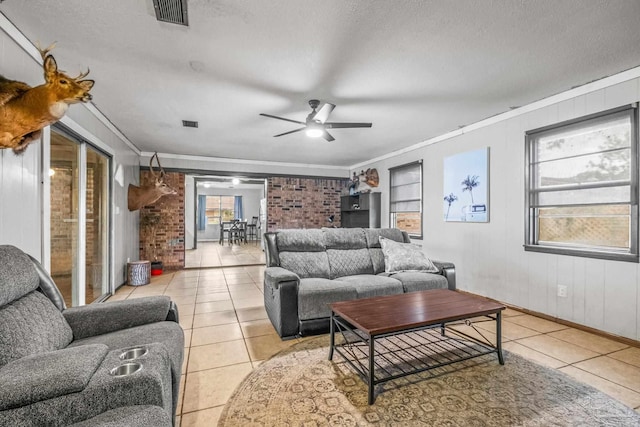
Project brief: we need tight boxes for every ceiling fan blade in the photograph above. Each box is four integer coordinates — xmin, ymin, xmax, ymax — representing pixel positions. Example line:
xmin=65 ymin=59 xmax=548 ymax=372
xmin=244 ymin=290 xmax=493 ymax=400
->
xmin=260 ymin=113 xmax=305 ymax=125
xmin=273 ymin=127 xmax=306 ymax=137
xmin=322 ymin=130 xmax=335 ymax=142
xmin=325 ymin=122 xmax=372 ymax=129
xmin=312 ymin=103 xmax=336 ymax=124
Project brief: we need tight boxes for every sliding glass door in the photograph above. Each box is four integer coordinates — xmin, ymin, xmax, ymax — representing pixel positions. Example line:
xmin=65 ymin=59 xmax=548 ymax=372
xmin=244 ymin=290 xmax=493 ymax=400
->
xmin=50 ymin=128 xmax=110 ymax=306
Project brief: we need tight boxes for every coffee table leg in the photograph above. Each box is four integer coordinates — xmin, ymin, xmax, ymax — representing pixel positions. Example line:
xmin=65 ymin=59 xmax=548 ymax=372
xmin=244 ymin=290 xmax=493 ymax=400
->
xmin=368 ymin=336 xmax=375 ymax=404
xmin=496 ymin=311 xmax=504 ymax=365
xmin=329 ymin=311 xmax=335 ymax=361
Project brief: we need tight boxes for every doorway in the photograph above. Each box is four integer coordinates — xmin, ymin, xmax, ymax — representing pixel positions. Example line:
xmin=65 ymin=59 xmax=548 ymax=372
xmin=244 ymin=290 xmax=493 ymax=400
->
xmin=185 ymin=176 xmax=266 ymax=268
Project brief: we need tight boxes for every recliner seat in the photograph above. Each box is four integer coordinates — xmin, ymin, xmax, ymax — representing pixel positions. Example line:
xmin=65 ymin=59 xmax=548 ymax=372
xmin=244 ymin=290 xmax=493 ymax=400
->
xmin=0 ymin=245 xmax=183 ymax=426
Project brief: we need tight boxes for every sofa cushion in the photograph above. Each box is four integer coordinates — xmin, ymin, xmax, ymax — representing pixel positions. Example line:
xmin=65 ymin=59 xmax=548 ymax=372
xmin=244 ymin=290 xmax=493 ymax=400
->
xmin=364 ymin=228 xmax=406 ymax=248
xmin=369 ymin=248 xmax=385 ymax=275
xmin=383 ymin=272 xmax=448 ymax=293
xmin=0 ymin=344 xmax=108 ymax=411
xmin=0 ymin=245 xmax=40 ymax=306
xmin=380 ymin=237 xmax=438 ymax=273
xmin=0 ymin=291 xmax=73 ymax=367
xmin=338 ymin=275 xmax=404 ymax=299
xmin=280 ymin=252 xmax=330 ymax=279
xmin=297 ymin=278 xmax=356 ymax=320
xmin=327 ymin=249 xmax=374 ymax=279
xmin=276 ymin=229 xmax=325 ymax=252
xmin=323 ymin=228 xmax=367 ymax=249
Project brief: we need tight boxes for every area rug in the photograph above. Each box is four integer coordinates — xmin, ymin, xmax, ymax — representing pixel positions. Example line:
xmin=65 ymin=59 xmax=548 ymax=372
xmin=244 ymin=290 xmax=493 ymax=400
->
xmin=219 ymin=335 xmax=640 ymax=426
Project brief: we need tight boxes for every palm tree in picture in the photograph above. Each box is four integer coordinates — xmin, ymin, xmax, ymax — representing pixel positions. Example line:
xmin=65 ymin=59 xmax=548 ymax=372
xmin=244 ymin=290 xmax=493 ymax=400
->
xmin=461 ymin=175 xmax=480 ymax=204
xmin=444 ymin=193 xmax=458 ymax=220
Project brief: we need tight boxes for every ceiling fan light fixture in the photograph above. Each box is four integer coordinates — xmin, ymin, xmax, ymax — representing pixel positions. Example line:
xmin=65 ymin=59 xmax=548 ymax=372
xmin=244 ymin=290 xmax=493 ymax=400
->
xmin=306 ymin=127 xmax=323 ymax=138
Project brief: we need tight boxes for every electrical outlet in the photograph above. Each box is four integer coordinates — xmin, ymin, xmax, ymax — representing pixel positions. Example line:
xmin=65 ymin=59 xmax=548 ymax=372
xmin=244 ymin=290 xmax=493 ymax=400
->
xmin=557 ymin=285 xmax=568 ymax=298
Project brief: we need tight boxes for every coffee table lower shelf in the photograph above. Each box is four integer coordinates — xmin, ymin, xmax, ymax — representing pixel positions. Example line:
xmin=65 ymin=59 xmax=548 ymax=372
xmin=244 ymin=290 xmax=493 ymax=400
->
xmin=328 ymin=313 xmax=504 ymax=404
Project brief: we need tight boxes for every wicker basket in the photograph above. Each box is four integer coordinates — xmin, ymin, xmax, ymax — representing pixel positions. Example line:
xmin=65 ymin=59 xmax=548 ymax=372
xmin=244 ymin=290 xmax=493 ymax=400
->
xmin=127 ymin=261 xmax=150 ymax=286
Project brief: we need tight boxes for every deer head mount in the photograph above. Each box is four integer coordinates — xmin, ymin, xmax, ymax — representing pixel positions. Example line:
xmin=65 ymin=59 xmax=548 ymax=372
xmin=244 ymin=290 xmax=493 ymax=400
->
xmin=128 ymin=153 xmax=177 ymax=211
xmin=0 ymin=43 xmax=95 ymax=154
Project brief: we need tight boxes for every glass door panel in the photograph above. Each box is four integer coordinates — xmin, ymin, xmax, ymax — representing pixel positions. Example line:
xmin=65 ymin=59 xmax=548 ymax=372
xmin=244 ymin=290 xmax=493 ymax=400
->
xmin=50 ymin=133 xmax=80 ymax=307
xmin=86 ymin=147 xmax=109 ymax=303
xmin=50 ymin=128 xmax=111 ymax=306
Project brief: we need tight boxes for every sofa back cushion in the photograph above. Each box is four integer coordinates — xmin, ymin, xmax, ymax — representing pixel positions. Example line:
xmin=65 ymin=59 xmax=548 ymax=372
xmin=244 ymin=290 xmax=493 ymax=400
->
xmin=0 ymin=245 xmax=40 ymax=307
xmin=276 ymin=229 xmax=330 ymax=279
xmin=276 ymin=229 xmax=325 ymax=252
xmin=327 ymin=249 xmax=374 ymax=279
xmin=364 ymin=228 xmax=406 ymax=248
xmin=323 ymin=228 xmax=367 ymax=250
xmin=0 ymin=291 xmax=73 ymax=367
xmin=279 ymin=252 xmax=331 ymax=279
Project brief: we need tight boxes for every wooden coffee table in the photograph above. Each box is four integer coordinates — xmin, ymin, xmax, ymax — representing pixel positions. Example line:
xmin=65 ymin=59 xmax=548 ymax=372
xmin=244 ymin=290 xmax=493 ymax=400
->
xmin=329 ymin=289 xmax=505 ymax=404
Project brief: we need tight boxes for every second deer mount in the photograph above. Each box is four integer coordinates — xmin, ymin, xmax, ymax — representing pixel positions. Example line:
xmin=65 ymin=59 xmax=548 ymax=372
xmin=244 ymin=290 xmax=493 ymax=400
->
xmin=128 ymin=153 xmax=177 ymax=211
xmin=0 ymin=44 xmax=94 ymax=154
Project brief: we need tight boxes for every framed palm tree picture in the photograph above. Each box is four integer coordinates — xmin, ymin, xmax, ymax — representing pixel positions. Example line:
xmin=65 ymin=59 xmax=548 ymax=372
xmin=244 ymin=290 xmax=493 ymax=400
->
xmin=443 ymin=147 xmax=489 ymax=222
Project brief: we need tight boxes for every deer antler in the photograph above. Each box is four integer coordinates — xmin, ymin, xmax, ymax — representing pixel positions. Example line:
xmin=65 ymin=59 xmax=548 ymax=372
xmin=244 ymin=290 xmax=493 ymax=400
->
xmin=73 ymin=69 xmax=91 ymax=80
xmin=149 ymin=152 xmax=160 ymax=179
xmin=36 ymin=42 xmax=57 ymax=61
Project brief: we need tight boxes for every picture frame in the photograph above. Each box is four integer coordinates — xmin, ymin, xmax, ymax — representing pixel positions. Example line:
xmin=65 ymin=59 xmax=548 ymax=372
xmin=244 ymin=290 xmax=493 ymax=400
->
xmin=443 ymin=147 xmax=490 ymax=222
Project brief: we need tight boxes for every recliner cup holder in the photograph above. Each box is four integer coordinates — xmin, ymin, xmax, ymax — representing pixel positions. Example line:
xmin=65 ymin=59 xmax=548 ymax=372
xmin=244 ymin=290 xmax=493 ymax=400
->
xmin=110 ymin=362 xmax=142 ymax=377
xmin=119 ymin=347 xmax=148 ymax=360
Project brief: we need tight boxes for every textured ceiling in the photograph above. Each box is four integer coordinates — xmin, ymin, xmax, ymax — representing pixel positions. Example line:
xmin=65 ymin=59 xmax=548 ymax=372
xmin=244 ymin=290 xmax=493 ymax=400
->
xmin=2 ymin=0 xmax=640 ymax=167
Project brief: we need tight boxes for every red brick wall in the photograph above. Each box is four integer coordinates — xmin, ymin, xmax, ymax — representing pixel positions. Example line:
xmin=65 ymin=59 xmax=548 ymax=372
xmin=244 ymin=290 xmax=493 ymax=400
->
xmin=267 ymin=177 xmax=348 ymax=231
xmin=139 ymin=171 xmax=185 ymax=269
xmin=50 ymin=166 xmax=74 ymax=275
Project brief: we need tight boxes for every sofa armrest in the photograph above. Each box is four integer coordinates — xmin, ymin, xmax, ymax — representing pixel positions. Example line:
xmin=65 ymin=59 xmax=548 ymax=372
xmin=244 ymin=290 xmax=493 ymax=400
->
xmin=264 ymin=267 xmax=300 ymax=339
xmin=432 ymin=260 xmax=456 ymax=290
xmin=0 ymin=345 xmax=108 ymax=410
xmin=264 ymin=267 xmax=299 ymax=290
xmin=63 ymin=296 xmax=173 ymax=340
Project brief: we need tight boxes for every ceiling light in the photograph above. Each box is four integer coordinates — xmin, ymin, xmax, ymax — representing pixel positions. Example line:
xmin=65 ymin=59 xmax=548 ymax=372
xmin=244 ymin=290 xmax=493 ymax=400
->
xmin=306 ymin=127 xmax=323 ymax=138
xmin=49 ymin=169 xmax=55 ymax=177
xmin=232 ymin=178 xmax=240 ymax=185
xmin=203 ymin=183 xmax=210 ymax=188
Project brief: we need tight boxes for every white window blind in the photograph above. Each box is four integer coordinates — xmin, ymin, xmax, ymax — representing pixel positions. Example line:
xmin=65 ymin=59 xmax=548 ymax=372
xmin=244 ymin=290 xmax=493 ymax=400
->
xmin=390 ymin=162 xmax=421 ymax=213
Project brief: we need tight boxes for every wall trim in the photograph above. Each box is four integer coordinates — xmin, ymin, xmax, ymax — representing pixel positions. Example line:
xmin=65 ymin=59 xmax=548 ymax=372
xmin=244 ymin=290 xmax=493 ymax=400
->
xmin=140 ymin=151 xmax=351 ymax=172
xmin=349 ymin=65 xmax=640 ymax=170
xmin=456 ymin=290 xmax=640 ymax=348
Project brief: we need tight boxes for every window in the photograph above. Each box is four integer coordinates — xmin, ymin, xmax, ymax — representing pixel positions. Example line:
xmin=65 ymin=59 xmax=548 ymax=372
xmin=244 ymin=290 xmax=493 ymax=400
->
xmin=525 ymin=105 xmax=638 ymax=261
xmin=205 ymin=196 xmax=235 ymax=225
xmin=390 ymin=161 xmax=422 ymax=238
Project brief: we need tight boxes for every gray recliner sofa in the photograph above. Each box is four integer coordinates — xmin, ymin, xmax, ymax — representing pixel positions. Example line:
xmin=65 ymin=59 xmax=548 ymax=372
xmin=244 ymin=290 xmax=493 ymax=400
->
xmin=264 ymin=228 xmax=455 ymax=339
xmin=0 ymin=245 xmax=183 ymax=426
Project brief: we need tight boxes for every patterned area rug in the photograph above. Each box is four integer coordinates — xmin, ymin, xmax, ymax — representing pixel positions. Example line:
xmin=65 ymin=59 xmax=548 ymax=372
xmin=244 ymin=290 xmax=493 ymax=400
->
xmin=219 ymin=335 xmax=640 ymax=426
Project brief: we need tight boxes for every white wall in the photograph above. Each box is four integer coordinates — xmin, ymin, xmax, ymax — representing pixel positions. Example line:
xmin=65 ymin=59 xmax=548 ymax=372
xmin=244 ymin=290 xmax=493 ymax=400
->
xmin=353 ymin=72 xmax=640 ymax=341
xmin=0 ymin=21 xmax=140 ymax=288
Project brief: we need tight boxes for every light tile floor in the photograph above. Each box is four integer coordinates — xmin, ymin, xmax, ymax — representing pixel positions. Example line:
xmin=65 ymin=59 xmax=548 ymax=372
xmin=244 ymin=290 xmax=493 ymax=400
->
xmin=110 ymin=269 xmax=640 ymax=425
xmin=185 ymin=241 xmax=265 ymax=268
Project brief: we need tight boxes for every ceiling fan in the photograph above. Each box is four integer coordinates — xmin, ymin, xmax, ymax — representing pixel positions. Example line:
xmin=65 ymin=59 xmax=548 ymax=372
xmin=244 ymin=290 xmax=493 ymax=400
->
xmin=259 ymin=99 xmax=372 ymax=142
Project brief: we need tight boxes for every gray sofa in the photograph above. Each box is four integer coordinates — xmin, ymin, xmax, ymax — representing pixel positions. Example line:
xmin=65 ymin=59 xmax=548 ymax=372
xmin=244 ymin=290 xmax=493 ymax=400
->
xmin=0 ymin=245 xmax=183 ymax=426
xmin=264 ymin=228 xmax=455 ymax=339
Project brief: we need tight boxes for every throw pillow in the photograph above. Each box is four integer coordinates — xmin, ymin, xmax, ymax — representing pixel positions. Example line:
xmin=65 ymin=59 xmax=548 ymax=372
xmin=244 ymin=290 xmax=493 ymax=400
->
xmin=379 ymin=237 xmax=439 ymax=274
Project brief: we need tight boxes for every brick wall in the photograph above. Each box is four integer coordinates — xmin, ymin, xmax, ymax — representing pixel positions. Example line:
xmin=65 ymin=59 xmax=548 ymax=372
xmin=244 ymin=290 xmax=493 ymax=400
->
xmin=139 ymin=171 xmax=185 ymax=269
xmin=50 ymin=166 xmax=74 ymax=275
xmin=267 ymin=177 xmax=349 ymax=231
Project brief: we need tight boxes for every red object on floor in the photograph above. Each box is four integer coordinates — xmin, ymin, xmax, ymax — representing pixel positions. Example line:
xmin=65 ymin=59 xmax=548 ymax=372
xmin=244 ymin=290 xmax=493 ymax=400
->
xmin=151 ymin=269 xmax=163 ymax=276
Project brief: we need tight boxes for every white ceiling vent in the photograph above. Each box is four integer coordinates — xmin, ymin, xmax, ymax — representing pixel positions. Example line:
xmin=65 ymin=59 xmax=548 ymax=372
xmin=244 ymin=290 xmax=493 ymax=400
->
xmin=153 ymin=0 xmax=188 ymax=26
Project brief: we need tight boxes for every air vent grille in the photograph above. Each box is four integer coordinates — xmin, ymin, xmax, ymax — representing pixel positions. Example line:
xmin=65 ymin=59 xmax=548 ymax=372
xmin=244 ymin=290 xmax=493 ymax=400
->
xmin=153 ymin=0 xmax=188 ymax=26
xmin=182 ymin=120 xmax=198 ymax=128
